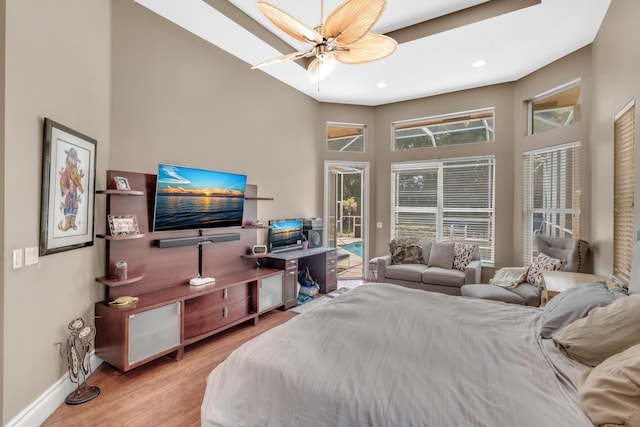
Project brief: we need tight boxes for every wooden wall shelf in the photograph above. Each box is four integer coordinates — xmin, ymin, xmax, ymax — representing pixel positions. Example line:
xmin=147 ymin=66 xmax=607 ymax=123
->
xmin=96 ymin=233 xmax=146 ymax=240
xmin=96 ymin=189 xmax=145 ymax=196
xmin=241 ymin=253 xmax=273 ymax=259
xmin=96 ymin=273 xmax=146 ymax=287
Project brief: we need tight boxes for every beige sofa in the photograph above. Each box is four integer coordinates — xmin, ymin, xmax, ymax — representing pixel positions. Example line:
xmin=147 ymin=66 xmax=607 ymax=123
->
xmin=376 ymin=239 xmax=482 ymax=296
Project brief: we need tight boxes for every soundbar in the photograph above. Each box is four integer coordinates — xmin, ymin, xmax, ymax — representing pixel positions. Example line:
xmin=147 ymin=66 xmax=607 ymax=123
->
xmin=155 ymin=233 xmax=241 ymax=249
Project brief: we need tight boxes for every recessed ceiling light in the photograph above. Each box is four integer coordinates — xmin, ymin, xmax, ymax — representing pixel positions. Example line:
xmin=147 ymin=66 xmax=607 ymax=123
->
xmin=472 ymin=59 xmax=487 ymax=68
xmin=376 ymin=81 xmax=387 ymax=88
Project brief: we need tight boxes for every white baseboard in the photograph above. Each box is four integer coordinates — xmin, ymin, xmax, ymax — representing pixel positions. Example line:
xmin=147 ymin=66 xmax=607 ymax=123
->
xmin=6 ymin=354 xmax=103 ymax=427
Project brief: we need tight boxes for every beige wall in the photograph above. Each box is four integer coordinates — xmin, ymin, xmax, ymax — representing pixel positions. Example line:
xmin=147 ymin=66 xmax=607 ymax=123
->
xmin=512 ymin=47 xmax=593 ymax=266
xmin=3 ymin=0 xmax=640 ymax=423
xmin=0 ymin=0 xmax=5 ymax=421
xmin=590 ymin=0 xmax=640 ymax=275
xmin=3 ymin=0 xmax=111 ymax=422
xmin=110 ymin=1 xmax=321 ymax=236
xmin=372 ymin=84 xmax=515 ymax=280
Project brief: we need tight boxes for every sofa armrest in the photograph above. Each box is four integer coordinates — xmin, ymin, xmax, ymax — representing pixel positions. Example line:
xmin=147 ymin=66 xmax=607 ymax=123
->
xmin=464 ymin=260 xmax=482 ymax=284
xmin=377 ymin=255 xmax=392 ymax=279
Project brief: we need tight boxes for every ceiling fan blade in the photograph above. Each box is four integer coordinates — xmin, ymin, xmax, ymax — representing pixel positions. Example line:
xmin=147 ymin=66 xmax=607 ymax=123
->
xmin=323 ymin=0 xmax=386 ymax=46
xmin=252 ymin=49 xmax=313 ymax=69
xmin=334 ymin=33 xmax=397 ymax=64
xmin=257 ymin=1 xmax=323 ymax=45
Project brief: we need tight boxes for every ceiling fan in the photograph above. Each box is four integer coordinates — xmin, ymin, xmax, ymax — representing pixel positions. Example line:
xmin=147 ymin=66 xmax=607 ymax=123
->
xmin=252 ymin=0 xmax=397 ymax=83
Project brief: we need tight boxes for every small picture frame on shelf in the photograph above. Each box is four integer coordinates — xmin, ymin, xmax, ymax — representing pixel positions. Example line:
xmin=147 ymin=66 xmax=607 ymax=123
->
xmin=113 ymin=176 xmax=131 ymax=191
xmin=107 ymin=214 xmax=139 ymax=235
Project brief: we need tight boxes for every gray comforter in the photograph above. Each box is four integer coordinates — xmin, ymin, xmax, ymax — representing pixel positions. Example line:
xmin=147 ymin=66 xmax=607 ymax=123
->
xmin=202 ymin=283 xmax=593 ymax=426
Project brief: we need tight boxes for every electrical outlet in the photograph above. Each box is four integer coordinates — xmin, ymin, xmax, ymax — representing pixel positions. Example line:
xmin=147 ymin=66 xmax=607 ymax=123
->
xmin=377 ymin=222 xmax=383 ymax=229
xmin=25 ymin=247 xmax=39 ymax=266
xmin=12 ymin=249 xmax=23 ymax=269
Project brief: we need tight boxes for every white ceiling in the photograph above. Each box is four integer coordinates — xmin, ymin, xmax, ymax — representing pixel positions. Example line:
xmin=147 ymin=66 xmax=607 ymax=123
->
xmin=133 ymin=0 xmax=611 ymax=106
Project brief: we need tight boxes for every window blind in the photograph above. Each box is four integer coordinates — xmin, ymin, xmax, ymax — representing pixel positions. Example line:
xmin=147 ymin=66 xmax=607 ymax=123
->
xmin=522 ymin=142 xmax=581 ymax=265
xmin=614 ymin=100 xmax=635 ymax=283
xmin=391 ymin=157 xmax=495 ymax=264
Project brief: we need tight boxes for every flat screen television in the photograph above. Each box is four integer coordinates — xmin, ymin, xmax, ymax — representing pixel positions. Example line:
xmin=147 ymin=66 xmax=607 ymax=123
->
xmin=268 ymin=219 xmax=303 ymax=253
xmin=153 ymin=164 xmax=247 ymax=232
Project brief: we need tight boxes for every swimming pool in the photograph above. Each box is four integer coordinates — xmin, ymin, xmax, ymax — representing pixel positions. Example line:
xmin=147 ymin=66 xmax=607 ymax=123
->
xmin=339 ymin=241 xmax=362 ymax=257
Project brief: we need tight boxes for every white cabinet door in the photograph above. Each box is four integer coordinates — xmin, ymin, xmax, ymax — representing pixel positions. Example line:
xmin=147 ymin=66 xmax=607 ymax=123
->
xmin=258 ymin=272 xmax=284 ymax=312
xmin=128 ymin=302 xmax=181 ymax=365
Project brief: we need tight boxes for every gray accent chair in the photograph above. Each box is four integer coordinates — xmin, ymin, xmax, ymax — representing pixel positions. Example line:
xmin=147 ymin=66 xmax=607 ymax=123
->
xmin=461 ymin=234 xmax=589 ymax=306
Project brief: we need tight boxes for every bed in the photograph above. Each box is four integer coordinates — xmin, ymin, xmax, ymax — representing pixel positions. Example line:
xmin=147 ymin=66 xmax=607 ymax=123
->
xmin=202 ymin=283 xmax=605 ymax=426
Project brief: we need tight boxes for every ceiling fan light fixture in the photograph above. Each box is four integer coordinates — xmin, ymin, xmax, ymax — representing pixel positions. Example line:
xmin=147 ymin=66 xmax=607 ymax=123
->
xmin=308 ymin=55 xmax=337 ymax=83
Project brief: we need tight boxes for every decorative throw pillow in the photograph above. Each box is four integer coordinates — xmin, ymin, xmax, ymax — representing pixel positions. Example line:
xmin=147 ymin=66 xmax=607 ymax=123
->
xmin=539 ymin=281 xmax=618 ymax=339
xmin=388 ymin=238 xmax=424 ymax=265
xmin=453 ymin=243 xmax=476 ymax=271
xmin=428 ymin=242 xmax=455 ymax=269
xmin=579 ymin=343 xmax=640 ymax=426
xmin=552 ymin=294 xmax=640 ymax=366
xmin=526 ymin=252 xmax=566 ymax=287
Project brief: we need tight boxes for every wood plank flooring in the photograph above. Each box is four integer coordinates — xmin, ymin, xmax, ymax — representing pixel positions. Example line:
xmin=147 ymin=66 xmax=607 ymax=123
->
xmin=42 ymin=309 xmax=296 ymax=427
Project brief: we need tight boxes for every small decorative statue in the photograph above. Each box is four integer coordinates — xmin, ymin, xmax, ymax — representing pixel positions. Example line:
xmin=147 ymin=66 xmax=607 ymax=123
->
xmin=58 ymin=318 xmax=101 ymax=404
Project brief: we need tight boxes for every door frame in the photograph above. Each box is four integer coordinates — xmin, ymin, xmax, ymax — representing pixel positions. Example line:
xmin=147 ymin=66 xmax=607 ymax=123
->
xmin=323 ymin=160 xmax=370 ymax=278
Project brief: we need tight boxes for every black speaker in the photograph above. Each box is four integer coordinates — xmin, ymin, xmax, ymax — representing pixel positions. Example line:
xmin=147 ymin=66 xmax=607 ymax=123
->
xmin=303 ymin=228 xmax=323 ymax=248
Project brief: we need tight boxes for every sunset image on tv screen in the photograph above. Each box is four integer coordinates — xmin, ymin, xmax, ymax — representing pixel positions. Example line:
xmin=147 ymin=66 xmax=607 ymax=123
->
xmin=153 ymin=164 xmax=247 ymax=232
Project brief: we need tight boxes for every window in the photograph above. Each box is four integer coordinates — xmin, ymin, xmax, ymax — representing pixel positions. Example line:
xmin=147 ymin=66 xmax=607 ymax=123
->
xmin=613 ymin=100 xmax=635 ymax=283
xmin=326 ymin=123 xmax=365 ymax=152
xmin=528 ymin=79 xmax=581 ymax=135
xmin=522 ymin=142 xmax=581 ymax=264
xmin=392 ymin=108 xmax=494 ymax=151
xmin=391 ymin=157 xmax=495 ymax=264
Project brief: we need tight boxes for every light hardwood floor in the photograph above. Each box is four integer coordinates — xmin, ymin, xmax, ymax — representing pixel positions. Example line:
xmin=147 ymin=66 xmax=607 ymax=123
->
xmin=42 ymin=309 xmax=296 ymax=427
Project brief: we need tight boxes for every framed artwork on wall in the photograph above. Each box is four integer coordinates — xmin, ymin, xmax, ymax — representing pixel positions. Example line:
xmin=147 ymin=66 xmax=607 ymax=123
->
xmin=40 ymin=118 xmax=97 ymax=256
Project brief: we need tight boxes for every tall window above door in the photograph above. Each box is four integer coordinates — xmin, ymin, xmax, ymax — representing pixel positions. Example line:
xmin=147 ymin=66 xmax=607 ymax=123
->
xmin=528 ymin=79 xmax=581 ymax=135
xmin=326 ymin=123 xmax=365 ymax=152
xmin=391 ymin=156 xmax=495 ymax=264
xmin=392 ymin=108 xmax=495 ymax=151
xmin=522 ymin=142 xmax=581 ymax=265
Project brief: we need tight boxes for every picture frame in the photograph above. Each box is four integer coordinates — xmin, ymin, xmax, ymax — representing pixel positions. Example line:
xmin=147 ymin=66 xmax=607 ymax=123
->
xmin=40 ymin=118 xmax=97 ymax=256
xmin=107 ymin=214 xmax=140 ymax=236
xmin=113 ymin=176 xmax=131 ymax=191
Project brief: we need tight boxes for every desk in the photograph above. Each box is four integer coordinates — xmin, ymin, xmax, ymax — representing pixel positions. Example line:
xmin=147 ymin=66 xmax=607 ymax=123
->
xmin=541 ymin=271 xmax=613 ymax=306
xmin=262 ymin=247 xmax=338 ymax=309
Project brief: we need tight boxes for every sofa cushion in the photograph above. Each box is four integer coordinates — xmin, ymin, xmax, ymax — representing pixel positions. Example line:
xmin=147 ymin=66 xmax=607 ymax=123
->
xmin=509 ymin=282 xmax=541 ymax=306
xmin=389 ymin=237 xmax=424 ymax=264
xmin=454 ymin=243 xmax=476 ymax=271
xmin=385 ymin=263 xmax=429 ymax=282
xmin=420 ymin=241 xmax=432 ymax=265
xmin=526 ymin=252 xmax=566 ymax=287
xmin=422 ymin=267 xmax=465 ymax=288
xmin=461 ymin=284 xmax=526 ymax=305
xmin=428 ymin=242 xmax=455 ymax=269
